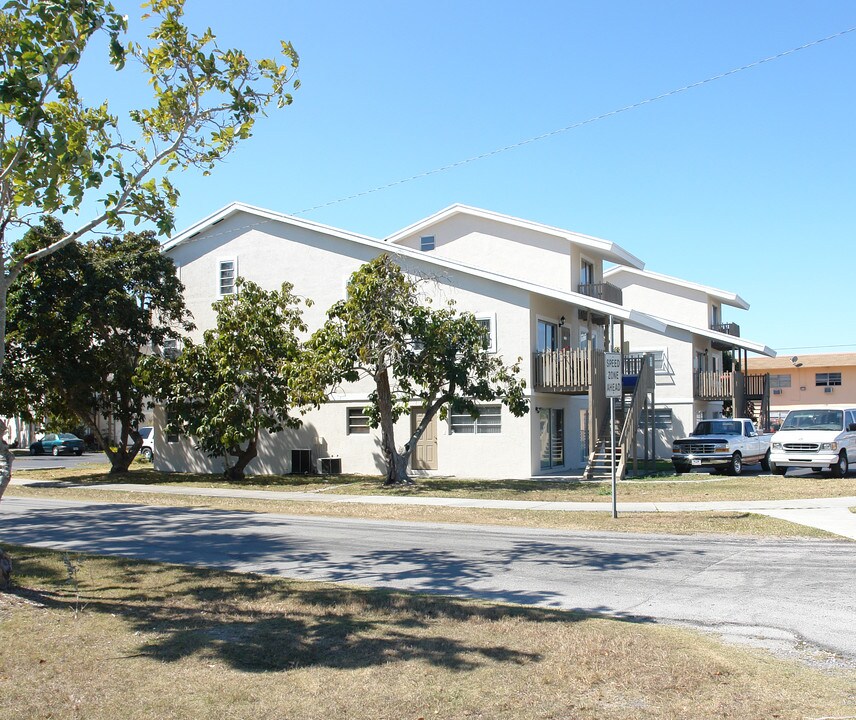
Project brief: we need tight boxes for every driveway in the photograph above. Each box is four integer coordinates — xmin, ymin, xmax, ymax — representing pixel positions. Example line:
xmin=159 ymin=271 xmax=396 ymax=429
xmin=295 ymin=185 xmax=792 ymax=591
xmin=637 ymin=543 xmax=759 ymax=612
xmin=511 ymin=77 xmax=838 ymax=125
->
xmin=12 ymin=452 xmax=110 ymax=471
xmin=2 ymin=495 xmax=854 ymax=661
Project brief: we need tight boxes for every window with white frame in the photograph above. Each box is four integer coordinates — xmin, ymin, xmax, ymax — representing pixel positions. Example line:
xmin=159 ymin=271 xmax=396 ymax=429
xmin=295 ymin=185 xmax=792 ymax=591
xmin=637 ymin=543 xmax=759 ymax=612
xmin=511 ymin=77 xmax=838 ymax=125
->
xmin=638 ymin=408 xmax=672 ymax=430
xmin=770 ymin=374 xmax=791 ymax=388
xmin=816 ymin=372 xmax=842 ymax=387
xmin=218 ymin=259 xmax=236 ymax=296
xmin=474 ymin=314 xmax=497 ymax=353
xmin=580 ymin=258 xmax=595 ymax=286
xmin=450 ymin=405 xmax=501 ymax=434
xmin=347 ymin=407 xmax=371 ymax=434
xmin=420 ymin=235 xmax=435 ymax=251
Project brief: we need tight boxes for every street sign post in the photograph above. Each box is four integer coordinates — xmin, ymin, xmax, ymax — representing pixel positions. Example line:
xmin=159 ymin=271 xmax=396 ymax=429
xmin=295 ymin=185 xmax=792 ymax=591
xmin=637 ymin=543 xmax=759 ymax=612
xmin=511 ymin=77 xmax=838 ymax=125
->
xmin=605 ymin=352 xmax=621 ymax=519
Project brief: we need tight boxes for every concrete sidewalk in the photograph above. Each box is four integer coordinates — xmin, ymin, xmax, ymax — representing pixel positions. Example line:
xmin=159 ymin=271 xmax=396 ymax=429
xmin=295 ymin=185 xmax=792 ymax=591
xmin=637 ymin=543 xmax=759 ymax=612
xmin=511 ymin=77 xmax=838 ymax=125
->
xmin=12 ymin=477 xmax=856 ymax=541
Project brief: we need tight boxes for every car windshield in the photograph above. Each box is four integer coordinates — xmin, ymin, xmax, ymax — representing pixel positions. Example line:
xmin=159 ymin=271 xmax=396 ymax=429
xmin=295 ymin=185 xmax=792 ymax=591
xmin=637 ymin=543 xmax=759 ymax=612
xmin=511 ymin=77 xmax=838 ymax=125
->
xmin=692 ymin=420 xmax=742 ymax=436
xmin=780 ymin=410 xmax=843 ymax=431
xmin=58 ymin=433 xmax=79 ymax=440
xmin=138 ymin=427 xmax=153 ymax=439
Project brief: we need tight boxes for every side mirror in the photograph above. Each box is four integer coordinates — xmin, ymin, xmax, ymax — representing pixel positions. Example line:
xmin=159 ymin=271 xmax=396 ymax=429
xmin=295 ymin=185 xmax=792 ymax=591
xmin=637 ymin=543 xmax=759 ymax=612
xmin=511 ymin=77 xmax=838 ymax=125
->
xmin=849 ymin=423 xmax=856 ymax=432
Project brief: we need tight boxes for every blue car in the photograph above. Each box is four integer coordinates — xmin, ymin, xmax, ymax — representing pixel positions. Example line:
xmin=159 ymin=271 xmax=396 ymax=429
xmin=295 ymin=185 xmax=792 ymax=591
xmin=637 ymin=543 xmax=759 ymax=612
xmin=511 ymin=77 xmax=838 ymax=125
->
xmin=29 ymin=433 xmax=84 ymax=456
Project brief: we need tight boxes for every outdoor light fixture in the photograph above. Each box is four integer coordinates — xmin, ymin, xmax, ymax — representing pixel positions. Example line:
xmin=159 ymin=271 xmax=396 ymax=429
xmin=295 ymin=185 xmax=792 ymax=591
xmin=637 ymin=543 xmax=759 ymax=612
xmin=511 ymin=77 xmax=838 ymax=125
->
xmin=558 ymin=315 xmax=565 ymax=327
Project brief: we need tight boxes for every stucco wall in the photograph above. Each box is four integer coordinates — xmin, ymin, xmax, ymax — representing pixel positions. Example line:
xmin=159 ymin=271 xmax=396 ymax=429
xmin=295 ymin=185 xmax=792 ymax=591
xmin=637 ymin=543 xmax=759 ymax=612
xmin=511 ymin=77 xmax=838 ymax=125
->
xmin=158 ymin=211 xmax=544 ymax=479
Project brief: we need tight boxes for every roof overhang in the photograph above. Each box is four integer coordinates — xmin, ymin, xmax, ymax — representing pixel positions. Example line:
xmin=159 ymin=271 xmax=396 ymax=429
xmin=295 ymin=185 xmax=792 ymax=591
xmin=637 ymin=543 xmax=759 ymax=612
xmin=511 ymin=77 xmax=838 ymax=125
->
xmin=603 ymin=266 xmax=749 ymax=310
xmin=655 ymin=315 xmax=775 ymax=357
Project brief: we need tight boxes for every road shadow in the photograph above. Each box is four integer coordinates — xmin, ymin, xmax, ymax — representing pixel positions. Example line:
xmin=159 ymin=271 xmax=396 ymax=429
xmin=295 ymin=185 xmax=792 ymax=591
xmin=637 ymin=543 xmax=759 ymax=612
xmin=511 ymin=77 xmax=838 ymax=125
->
xmin=1 ymin=502 xmax=691 ymax=672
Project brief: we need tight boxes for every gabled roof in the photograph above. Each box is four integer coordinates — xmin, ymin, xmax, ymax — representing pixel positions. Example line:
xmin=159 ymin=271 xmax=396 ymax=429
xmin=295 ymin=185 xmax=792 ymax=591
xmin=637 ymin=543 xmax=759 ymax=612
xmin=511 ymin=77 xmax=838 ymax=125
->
xmin=655 ymin=315 xmax=775 ymax=357
xmin=384 ymin=204 xmax=646 ymax=270
xmin=603 ymin=266 xmax=749 ymax=310
xmin=163 ymin=202 xmax=667 ymax=334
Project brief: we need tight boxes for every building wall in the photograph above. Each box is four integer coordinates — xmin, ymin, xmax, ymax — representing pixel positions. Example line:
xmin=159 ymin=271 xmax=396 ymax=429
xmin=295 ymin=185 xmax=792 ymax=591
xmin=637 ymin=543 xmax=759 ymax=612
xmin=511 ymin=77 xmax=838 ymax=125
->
xmin=161 ymin=210 xmax=550 ymax=479
xmin=391 ymin=214 xmax=575 ymax=292
xmin=747 ymin=355 xmax=856 ymax=425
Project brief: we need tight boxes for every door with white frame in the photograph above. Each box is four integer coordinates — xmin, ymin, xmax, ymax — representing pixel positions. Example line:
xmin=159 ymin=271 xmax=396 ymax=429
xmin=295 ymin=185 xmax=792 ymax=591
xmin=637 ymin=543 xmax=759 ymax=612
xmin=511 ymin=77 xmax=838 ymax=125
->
xmin=539 ymin=407 xmax=565 ymax=470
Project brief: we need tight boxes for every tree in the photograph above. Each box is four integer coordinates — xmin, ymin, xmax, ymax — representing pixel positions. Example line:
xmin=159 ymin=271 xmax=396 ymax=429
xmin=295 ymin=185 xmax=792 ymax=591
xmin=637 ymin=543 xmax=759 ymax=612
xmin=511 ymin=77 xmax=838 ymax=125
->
xmin=312 ymin=255 xmax=529 ymax=486
xmin=1 ymin=218 xmax=193 ymax=473
xmin=140 ymin=279 xmax=326 ymax=481
xmin=0 ymin=0 xmax=299 ymax=500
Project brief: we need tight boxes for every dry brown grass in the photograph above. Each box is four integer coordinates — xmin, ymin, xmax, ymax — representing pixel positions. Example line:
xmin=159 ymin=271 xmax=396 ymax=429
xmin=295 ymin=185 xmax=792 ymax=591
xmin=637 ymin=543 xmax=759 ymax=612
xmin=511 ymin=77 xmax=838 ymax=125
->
xmin=4 ymin=483 xmax=836 ymax=539
xmin=1 ymin=546 xmax=854 ymax=720
xmin=15 ymin=462 xmax=856 ymax=503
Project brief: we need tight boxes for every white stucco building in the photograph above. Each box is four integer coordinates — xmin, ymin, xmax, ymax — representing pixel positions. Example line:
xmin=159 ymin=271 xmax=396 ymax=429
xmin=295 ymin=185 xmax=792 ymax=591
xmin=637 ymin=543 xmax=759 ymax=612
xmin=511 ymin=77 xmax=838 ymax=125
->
xmin=154 ymin=203 xmax=773 ymax=478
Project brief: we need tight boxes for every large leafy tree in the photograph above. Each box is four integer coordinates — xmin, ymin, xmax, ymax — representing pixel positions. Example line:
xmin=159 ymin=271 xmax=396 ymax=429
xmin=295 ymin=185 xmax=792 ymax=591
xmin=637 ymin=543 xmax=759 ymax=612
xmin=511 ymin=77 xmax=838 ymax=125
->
xmin=312 ymin=255 xmax=529 ymax=486
xmin=0 ymin=0 xmax=299 ymax=501
xmin=2 ymin=218 xmax=193 ymax=474
xmin=141 ymin=279 xmax=326 ymax=481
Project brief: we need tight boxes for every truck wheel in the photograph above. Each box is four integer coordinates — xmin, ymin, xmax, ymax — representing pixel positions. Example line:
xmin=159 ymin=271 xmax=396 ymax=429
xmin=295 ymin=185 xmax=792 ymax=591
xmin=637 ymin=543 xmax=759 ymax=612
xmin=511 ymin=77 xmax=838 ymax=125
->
xmin=770 ymin=462 xmax=787 ymax=476
xmin=141 ymin=447 xmax=153 ymax=462
xmin=830 ymin=451 xmax=848 ymax=478
xmin=727 ymin=452 xmax=742 ymax=476
xmin=760 ymin=449 xmax=771 ymax=472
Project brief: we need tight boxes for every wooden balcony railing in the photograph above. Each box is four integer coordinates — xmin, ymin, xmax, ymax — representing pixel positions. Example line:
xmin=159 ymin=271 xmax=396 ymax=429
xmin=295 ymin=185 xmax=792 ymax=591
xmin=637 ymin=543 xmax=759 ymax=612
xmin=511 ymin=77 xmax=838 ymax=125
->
xmin=711 ymin=322 xmax=740 ymax=337
xmin=577 ymin=282 xmax=623 ymax=306
xmin=694 ymin=371 xmax=736 ymax=400
xmin=533 ymin=348 xmax=598 ymax=394
xmin=694 ymin=371 xmax=768 ymax=400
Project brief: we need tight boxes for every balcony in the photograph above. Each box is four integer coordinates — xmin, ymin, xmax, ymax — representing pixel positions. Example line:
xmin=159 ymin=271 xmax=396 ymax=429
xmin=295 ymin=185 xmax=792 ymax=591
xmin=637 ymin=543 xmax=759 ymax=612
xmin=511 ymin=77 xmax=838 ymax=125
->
xmin=577 ymin=282 xmax=623 ymax=306
xmin=694 ymin=371 xmax=768 ymax=401
xmin=533 ymin=348 xmax=596 ymax=394
xmin=711 ymin=322 xmax=740 ymax=337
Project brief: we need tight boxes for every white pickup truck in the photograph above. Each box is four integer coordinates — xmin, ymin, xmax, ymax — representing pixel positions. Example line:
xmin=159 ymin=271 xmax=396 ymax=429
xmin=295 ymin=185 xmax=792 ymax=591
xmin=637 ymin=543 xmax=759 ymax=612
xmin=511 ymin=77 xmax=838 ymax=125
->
xmin=671 ymin=418 xmax=771 ymax=476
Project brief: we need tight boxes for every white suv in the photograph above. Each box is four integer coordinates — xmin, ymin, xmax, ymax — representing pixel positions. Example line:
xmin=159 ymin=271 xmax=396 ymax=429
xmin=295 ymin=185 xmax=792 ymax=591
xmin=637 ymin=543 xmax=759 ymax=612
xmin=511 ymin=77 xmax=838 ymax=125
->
xmin=769 ymin=408 xmax=856 ymax=477
xmin=137 ymin=426 xmax=155 ymax=461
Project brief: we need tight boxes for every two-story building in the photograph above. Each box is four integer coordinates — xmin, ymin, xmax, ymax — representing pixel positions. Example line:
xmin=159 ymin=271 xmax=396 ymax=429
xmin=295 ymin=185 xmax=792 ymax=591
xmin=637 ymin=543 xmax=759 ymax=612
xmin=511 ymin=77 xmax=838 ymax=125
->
xmin=154 ymin=202 xmax=771 ymax=478
xmin=603 ymin=267 xmax=775 ymax=456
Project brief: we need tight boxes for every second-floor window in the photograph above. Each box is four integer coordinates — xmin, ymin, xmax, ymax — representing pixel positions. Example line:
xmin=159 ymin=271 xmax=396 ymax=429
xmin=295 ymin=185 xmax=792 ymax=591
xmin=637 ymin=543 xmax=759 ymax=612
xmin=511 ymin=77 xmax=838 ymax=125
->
xmin=816 ymin=372 xmax=842 ymax=387
xmin=580 ymin=259 xmax=594 ymax=286
xmin=219 ymin=259 xmax=236 ymax=296
xmin=420 ymin=235 xmax=435 ymax=251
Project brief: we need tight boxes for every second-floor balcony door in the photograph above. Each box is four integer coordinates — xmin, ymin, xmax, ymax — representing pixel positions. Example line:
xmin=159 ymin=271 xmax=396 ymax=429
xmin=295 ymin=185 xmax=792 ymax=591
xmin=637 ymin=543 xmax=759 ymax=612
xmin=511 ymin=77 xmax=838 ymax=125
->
xmin=537 ymin=319 xmax=558 ymax=352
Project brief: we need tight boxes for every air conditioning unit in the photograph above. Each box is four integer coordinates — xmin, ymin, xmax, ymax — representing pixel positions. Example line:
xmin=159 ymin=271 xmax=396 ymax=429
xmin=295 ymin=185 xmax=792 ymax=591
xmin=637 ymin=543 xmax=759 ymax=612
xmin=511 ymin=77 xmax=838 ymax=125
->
xmin=318 ymin=457 xmax=342 ymax=475
xmin=824 ymin=386 xmax=833 ymax=394
xmin=291 ymin=448 xmax=312 ymax=474
xmin=772 ymin=389 xmax=782 ymax=395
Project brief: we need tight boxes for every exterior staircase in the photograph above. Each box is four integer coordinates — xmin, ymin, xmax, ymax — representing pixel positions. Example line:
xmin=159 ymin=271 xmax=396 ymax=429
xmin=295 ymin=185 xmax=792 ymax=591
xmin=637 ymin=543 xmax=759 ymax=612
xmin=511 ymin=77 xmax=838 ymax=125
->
xmin=584 ymin=353 xmax=656 ymax=481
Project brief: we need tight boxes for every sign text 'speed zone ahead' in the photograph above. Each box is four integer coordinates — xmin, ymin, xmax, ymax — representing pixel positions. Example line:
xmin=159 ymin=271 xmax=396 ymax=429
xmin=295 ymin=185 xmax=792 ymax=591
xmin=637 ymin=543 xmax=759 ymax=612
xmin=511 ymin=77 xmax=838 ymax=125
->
xmin=605 ymin=352 xmax=621 ymax=399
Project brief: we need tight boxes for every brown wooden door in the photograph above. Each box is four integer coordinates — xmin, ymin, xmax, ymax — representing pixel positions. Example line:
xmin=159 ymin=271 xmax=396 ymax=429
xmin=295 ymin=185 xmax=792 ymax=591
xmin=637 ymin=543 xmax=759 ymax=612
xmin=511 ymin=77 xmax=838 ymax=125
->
xmin=411 ymin=409 xmax=438 ymax=470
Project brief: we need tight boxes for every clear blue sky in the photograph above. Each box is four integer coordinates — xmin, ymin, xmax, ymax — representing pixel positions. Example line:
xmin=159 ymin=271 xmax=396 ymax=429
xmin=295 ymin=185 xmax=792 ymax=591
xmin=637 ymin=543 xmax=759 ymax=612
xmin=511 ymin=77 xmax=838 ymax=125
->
xmin=83 ymin=1 xmax=856 ymax=355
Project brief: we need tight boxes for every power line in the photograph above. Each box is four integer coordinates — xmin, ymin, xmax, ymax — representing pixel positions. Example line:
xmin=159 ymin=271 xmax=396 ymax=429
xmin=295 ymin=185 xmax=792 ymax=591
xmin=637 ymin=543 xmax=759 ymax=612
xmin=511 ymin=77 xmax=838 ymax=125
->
xmin=291 ymin=26 xmax=856 ymax=216
xmin=775 ymin=343 xmax=856 ymax=351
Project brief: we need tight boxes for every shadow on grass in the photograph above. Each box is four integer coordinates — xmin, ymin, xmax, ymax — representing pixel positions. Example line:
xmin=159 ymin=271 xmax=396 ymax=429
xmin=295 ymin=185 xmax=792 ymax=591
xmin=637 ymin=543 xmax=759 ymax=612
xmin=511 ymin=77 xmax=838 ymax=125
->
xmin=2 ymin=510 xmax=670 ymax=673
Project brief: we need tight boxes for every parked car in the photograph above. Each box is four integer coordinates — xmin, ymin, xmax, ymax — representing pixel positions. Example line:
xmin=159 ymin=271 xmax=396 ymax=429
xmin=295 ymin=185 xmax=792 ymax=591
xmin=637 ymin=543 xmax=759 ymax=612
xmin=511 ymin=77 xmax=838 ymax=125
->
xmin=769 ymin=408 xmax=856 ymax=477
xmin=29 ymin=433 xmax=84 ymax=456
xmin=126 ymin=426 xmax=155 ymax=461
xmin=671 ymin=418 xmax=771 ymax=476
xmin=137 ymin=426 xmax=154 ymax=461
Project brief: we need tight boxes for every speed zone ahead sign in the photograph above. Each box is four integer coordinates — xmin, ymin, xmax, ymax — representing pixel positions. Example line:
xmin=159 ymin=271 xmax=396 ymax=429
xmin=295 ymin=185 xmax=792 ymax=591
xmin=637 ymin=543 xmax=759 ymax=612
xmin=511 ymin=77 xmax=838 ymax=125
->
xmin=605 ymin=352 xmax=622 ymax=398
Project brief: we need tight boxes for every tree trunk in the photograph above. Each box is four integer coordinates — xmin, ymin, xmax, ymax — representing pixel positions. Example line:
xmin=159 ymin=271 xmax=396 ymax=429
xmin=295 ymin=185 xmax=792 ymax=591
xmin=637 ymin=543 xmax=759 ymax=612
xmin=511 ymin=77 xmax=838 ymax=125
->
xmin=225 ymin=439 xmax=257 ymax=482
xmin=0 ymin=429 xmax=13 ymax=503
xmin=374 ymin=367 xmax=413 ymax=486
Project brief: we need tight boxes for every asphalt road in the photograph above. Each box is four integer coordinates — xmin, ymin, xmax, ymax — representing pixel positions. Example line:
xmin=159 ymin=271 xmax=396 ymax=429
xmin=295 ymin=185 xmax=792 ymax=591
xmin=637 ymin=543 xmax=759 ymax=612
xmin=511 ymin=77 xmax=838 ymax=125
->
xmin=12 ymin=451 xmax=110 ymax=471
xmin=2 ymin=496 xmax=854 ymax=660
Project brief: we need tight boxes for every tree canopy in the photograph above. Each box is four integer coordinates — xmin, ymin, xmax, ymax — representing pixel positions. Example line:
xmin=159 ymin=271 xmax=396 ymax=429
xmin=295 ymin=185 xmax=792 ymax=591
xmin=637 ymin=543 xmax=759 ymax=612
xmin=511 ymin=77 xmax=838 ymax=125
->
xmin=312 ymin=255 xmax=529 ymax=485
xmin=0 ymin=0 xmax=299 ymax=502
xmin=2 ymin=218 xmax=193 ymax=473
xmin=140 ymin=279 xmax=327 ymax=481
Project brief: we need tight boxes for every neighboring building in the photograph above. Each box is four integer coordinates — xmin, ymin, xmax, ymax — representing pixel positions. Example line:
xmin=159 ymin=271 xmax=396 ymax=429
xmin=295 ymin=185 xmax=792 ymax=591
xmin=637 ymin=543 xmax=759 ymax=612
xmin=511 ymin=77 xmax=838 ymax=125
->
xmin=155 ymin=202 xmax=770 ymax=478
xmin=604 ymin=267 xmax=775 ymax=456
xmin=746 ymin=353 xmax=856 ymax=429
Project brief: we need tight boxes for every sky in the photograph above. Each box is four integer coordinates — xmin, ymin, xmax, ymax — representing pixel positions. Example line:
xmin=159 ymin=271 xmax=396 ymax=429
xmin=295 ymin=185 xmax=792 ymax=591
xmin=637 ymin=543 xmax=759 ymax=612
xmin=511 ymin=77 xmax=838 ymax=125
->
xmin=73 ymin=1 xmax=856 ymax=356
